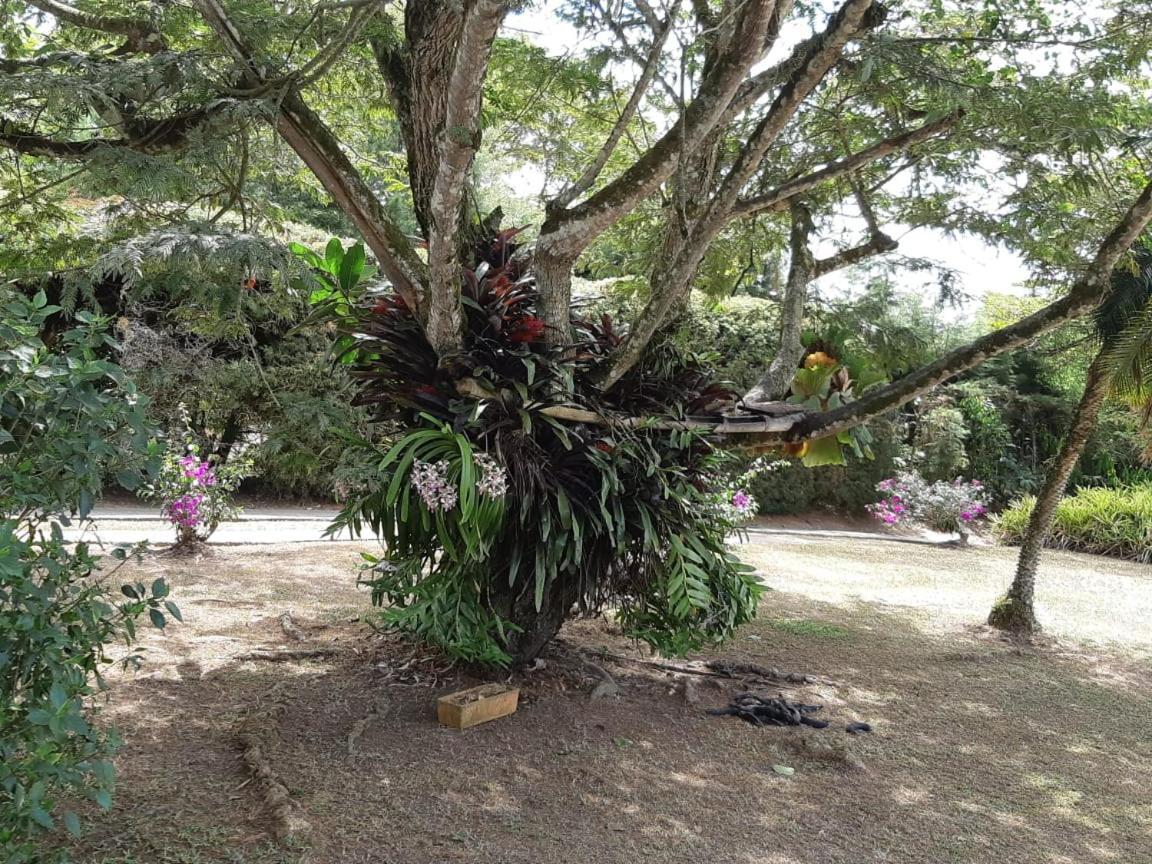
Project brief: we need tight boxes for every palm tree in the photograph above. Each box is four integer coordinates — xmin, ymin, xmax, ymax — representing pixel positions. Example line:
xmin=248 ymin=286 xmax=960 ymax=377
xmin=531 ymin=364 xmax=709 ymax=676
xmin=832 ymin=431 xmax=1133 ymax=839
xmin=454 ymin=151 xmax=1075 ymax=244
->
xmin=989 ymin=241 xmax=1152 ymax=635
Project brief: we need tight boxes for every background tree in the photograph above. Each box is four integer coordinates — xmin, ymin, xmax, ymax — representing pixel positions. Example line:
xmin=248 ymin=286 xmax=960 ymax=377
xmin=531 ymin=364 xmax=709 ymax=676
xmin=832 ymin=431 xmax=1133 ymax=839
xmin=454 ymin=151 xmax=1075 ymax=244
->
xmin=3 ymin=0 xmax=1152 ymax=661
xmin=990 ymin=241 xmax=1152 ymax=634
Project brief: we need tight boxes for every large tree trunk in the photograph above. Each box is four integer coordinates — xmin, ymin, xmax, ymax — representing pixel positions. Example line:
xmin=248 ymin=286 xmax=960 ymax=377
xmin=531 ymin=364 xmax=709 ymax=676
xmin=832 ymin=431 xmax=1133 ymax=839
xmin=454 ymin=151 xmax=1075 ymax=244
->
xmin=488 ymin=576 xmax=581 ymax=666
xmin=988 ymin=349 xmax=1112 ymax=635
xmin=373 ymin=2 xmax=463 ymax=237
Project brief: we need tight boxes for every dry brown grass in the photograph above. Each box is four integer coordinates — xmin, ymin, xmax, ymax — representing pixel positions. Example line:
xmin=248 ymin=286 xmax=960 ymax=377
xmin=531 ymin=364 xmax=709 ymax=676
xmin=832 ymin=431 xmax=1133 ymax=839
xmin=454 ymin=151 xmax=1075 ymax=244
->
xmin=65 ymin=538 xmax=1152 ymax=864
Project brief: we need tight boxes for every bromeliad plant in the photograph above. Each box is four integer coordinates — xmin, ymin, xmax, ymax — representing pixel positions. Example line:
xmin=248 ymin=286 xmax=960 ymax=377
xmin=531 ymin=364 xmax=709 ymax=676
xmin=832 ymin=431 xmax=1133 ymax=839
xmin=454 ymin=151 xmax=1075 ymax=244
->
xmin=311 ymin=233 xmax=762 ymax=665
xmin=868 ymin=472 xmax=989 ymax=543
xmin=342 ymin=421 xmax=761 ymax=665
xmin=139 ymin=406 xmax=252 ymax=549
xmin=775 ymin=343 xmax=878 ymax=467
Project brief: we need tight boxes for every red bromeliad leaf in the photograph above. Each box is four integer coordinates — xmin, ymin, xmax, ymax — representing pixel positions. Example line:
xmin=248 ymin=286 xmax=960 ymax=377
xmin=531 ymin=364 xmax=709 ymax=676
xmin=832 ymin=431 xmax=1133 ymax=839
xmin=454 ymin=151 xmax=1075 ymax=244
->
xmin=507 ymin=315 xmax=546 ymax=343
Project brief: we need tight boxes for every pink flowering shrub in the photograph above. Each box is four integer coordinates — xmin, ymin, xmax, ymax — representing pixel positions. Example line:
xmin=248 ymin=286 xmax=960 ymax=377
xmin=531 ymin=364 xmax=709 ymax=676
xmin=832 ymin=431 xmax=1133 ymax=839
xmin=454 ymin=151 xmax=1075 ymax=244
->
xmin=868 ymin=472 xmax=988 ymax=541
xmin=139 ymin=407 xmax=252 ymax=547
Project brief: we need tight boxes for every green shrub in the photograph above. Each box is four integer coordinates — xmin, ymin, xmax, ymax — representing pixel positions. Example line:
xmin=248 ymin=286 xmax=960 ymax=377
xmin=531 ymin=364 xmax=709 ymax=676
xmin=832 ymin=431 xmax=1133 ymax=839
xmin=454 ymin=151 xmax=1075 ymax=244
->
xmin=1 ymin=291 xmax=173 ymax=862
xmin=994 ymin=485 xmax=1152 ymax=562
xmin=750 ymin=416 xmax=904 ymax=514
xmin=914 ymin=405 xmax=969 ymax=481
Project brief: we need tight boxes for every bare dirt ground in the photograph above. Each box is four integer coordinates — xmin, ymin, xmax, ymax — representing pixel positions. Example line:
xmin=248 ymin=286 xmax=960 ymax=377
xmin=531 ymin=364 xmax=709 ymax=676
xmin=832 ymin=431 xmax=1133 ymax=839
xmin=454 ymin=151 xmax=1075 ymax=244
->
xmin=65 ymin=536 xmax=1152 ymax=864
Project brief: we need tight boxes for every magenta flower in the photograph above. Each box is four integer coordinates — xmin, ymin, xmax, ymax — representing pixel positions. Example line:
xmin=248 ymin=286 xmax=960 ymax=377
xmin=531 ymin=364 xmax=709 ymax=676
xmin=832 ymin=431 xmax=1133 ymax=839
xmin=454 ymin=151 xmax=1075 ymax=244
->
xmin=165 ymin=493 xmax=206 ymax=528
xmin=180 ymin=455 xmax=217 ymax=486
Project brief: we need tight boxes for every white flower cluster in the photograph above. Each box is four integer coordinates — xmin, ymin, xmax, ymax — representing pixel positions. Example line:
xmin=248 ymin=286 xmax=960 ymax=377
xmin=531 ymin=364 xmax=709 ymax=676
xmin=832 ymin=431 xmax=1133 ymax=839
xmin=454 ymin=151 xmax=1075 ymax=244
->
xmin=411 ymin=460 xmax=459 ymax=511
xmin=410 ymin=453 xmax=508 ymax=512
xmin=474 ymin=452 xmax=508 ymax=499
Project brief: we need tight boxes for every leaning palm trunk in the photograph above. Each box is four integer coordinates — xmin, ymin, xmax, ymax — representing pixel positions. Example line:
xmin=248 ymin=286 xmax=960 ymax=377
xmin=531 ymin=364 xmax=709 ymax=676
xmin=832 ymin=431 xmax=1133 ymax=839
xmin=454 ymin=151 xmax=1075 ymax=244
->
xmin=988 ymin=349 xmax=1113 ymax=634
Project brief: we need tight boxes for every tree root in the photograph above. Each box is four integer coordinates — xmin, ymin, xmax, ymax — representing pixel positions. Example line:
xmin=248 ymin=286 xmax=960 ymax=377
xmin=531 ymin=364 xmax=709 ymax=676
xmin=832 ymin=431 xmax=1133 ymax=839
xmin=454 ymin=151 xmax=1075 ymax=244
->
xmin=236 ymin=648 xmax=341 ymax=663
xmin=234 ymin=684 xmax=312 ymax=846
xmin=987 ymin=595 xmax=1041 ymax=637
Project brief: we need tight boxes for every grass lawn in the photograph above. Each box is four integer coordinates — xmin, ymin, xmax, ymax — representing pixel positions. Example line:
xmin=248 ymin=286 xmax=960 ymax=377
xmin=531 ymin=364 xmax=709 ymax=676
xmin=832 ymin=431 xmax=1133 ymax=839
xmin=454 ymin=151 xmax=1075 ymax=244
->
xmin=64 ymin=534 xmax=1152 ymax=864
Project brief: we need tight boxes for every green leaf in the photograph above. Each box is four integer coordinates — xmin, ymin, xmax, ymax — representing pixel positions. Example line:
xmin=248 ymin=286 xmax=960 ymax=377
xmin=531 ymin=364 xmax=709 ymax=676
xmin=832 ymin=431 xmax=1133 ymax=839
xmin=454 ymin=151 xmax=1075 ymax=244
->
xmin=324 ymin=237 xmax=344 ymax=274
xmin=164 ymin=600 xmax=184 ymax=623
xmin=63 ymin=810 xmax=82 ymax=838
xmin=800 ymin=436 xmax=846 ymax=468
xmin=148 ymin=608 xmax=166 ymax=629
xmin=29 ymin=806 xmax=53 ymax=830
xmin=338 ymin=243 xmax=366 ymax=292
xmin=771 ymin=764 xmax=795 ymax=776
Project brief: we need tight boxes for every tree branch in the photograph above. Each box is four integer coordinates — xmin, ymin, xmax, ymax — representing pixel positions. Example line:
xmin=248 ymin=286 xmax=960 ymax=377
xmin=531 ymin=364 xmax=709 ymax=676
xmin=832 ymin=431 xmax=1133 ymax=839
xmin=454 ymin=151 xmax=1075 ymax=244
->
xmin=190 ymin=0 xmax=427 ymax=307
xmin=0 ymin=106 xmax=229 ymax=157
xmin=724 ymin=32 xmax=822 ymax=120
xmin=536 ymin=0 xmax=781 ymax=347
xmin=27 ymin=0 xmax=166 ymax=53
xmin=730 ymin=111 xmax=960 ymax=220
xmin=590 ymin=0 xmax=682 ymax=105
xmin=772 ymin=180 xmax=1152 ymax=442
xmin=551 ymin=3 xmax=678 ymax=210
xmin=539 ymin=0 xmax=780 ymax=259
xmin=744 ymin=201 xmax=816 ymax=404
xmin=703 ymin=0 xmax=877 ymax=229
xmin=812 ymin=230 xmax=897 ymax=278
xmin=596 ymin=0 xmax=877 ymax=390
xmin=425 ymin=0 xmax=510 ymax=358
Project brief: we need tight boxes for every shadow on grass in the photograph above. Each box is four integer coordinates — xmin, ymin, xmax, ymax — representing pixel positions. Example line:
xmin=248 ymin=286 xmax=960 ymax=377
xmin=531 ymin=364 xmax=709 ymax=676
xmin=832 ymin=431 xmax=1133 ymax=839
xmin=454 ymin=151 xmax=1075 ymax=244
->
xmin=63 ymin=588 xmax=1152 ymax=864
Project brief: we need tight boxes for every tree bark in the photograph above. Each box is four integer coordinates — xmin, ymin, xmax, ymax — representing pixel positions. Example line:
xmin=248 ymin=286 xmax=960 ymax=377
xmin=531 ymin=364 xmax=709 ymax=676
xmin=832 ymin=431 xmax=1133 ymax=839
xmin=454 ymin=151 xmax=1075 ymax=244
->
xmin=488 ymin=576 xmax=581 ymax=666
xmin=373 ymin=2 xmax=465 ymax=238
xmin=424 ymin=0 xmax=509 ymax=359
xmin=744 ymin=202 xmax=816 ymax=404
xmin=988 ymin=348 xmax=1112 ymax=635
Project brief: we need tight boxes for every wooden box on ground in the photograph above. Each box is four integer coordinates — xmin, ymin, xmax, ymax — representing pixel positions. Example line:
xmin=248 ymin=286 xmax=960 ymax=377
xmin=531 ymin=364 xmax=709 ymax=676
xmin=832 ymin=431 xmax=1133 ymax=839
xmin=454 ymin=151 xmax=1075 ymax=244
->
xmin=437 ymin=684 xmax=520 ymax=729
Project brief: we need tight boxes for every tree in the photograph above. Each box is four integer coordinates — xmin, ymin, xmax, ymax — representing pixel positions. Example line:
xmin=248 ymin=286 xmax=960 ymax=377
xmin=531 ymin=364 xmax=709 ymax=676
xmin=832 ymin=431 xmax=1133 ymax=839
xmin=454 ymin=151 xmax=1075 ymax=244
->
xmin=989 ymin=242 xmax=1152 ymax=634
xmin=3 ymin=1 xmax=1152 ymax=661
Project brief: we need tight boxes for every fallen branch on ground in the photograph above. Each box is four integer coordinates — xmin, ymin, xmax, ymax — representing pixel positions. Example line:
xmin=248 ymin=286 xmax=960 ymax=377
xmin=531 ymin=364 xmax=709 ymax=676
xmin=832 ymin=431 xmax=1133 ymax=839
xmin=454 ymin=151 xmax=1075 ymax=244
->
xmin=705 ymin=660 xmax=838 ymax=687
xmin=574 ymin=647 xmax=837 ymax=688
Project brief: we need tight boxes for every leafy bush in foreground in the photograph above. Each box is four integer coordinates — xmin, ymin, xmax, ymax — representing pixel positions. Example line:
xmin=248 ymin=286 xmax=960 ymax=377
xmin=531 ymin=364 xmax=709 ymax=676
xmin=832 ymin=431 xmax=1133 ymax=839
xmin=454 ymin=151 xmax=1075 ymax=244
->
xmin=995 ymin=485 xmax=1152 ymax=563
xmin=1 ymin=291 xmax=173 ymax=862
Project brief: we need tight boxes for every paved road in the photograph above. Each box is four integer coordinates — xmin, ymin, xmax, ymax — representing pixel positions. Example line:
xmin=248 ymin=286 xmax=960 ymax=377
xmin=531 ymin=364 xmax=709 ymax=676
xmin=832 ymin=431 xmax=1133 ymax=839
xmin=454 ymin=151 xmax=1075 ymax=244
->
xmin=64 ymin=502 xmax=351 ymax=546
xmin=68 ymin=501 xmax=962 ymax=548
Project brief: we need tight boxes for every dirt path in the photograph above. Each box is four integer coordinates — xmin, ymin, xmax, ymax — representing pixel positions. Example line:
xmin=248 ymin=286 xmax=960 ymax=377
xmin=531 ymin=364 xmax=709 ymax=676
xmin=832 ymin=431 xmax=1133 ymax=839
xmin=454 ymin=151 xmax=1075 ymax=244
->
xmin=66 ymin=539 xmax=1152 ymax=864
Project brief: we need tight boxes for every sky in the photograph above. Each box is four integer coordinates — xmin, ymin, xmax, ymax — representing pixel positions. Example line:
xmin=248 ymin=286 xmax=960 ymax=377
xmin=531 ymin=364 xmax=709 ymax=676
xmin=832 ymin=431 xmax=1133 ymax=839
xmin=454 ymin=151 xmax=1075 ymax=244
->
xmin=506 ymin=3 xmax=1033 ymax=312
